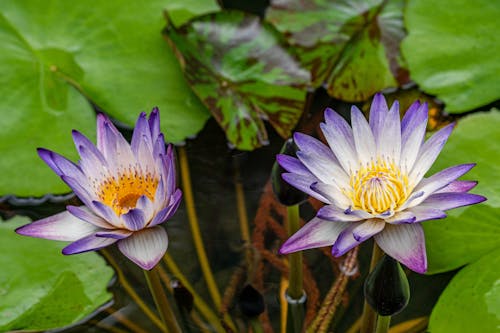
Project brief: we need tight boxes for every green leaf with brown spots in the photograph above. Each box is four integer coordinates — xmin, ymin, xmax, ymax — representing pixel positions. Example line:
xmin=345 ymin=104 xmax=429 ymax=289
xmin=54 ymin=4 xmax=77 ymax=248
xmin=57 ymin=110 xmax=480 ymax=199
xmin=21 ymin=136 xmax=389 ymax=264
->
xmin=163 ymin=10 xmax=310 ymax=150
xmin=266 ymin=0 xmax=407 ymax=101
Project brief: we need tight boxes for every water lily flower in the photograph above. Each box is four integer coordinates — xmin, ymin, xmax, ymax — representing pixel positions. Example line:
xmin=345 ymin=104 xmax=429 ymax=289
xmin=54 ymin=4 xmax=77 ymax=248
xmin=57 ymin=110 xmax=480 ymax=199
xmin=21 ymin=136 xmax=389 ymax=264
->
xmin=16 ymin=109 xmax=182 ymax=270
xmin=277 ymin=94 xmax=486 ymax=273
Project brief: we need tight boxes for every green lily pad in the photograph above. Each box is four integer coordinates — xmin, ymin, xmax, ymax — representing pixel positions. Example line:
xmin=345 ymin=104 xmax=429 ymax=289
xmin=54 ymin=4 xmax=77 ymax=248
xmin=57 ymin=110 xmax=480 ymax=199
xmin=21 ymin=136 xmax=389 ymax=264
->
xmin=429 ymin=248 xmax=500 ymax=333
xmin=266 ymin=0 xmax=407 ymax=101
xmin=402 ymin=0 xmax=500 ymax=112
xmin=164 ymin=10 xmax=310 ymax=150
xmin=424 ymin=110 xmax=500 ymax=273
xmin=164 ymin=0 xmax=220 ymax=26
xmin=0 ymin=217 xmax=114 ymax=331
xmin=0 ymin=0 xmax=209 ymax=197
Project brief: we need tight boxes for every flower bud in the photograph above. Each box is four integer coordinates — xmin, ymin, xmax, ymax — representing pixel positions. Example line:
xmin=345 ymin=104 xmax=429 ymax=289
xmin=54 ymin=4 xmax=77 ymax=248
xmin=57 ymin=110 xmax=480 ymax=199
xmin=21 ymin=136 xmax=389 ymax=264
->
xmin=364 ymin=255 xmax=410 ymax=316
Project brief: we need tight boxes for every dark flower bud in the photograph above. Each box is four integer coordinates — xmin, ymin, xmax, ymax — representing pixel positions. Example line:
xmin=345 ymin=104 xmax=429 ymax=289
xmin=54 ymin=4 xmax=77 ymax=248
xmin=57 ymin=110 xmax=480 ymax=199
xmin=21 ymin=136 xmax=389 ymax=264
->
xmin=238 ymin=284 xmax=265 ymax=318
xmin=172 ymin=280 xmax=194 ymax=313
xmin=364 ymin=255 xmax=410 ymax=316
xmin=272 ymin=138 xmax=308 ymax=206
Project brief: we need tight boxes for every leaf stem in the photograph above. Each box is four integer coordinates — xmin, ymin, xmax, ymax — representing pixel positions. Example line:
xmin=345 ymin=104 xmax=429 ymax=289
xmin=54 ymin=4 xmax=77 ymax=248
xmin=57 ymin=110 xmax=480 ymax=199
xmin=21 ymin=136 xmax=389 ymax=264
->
xmin=361 ymin=242 xmax=384 ymax=333
xmin=286 ymin=204 xmax=303 ymax=299
xmin=144 ymin=267 xmax=182 ymax=333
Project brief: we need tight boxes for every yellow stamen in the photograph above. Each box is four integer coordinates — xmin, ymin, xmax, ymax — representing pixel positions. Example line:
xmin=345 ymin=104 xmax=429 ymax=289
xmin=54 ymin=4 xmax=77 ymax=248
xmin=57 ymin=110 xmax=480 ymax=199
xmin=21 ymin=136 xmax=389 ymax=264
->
xmin=346 ymin=158 xmax=409 ymax=215
xmin=97 ymin=166 xmax=158 ymax=216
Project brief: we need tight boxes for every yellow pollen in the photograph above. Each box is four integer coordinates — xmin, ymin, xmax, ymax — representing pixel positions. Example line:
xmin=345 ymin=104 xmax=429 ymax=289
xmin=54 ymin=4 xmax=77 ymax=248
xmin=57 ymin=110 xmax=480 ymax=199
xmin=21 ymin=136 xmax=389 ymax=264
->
xmin=346 ymin=158 xmax=409 ymax=215
xmin=97 ymin=168 xmax=158 ymax=216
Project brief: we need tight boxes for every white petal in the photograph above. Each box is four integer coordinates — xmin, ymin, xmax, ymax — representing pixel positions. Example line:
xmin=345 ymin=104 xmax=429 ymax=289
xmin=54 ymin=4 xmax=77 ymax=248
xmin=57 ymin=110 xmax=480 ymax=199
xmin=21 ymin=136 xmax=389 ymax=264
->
xmin=351 ymin=106 xmax=376 ymax=164
xmin=16 ymin=210 xmax=100 ymax=241
xmin=117 ymin=226 xmax=168 ymax=270
xmin=400 ymin=102 xmax=428 ymax=172
xmin=352 ymin=219 xmax=385 ymax=242
xmin=374 ymin=224 xmax=427 ymax=273
xmin=377 ymin=101 xmax=401 ymax=163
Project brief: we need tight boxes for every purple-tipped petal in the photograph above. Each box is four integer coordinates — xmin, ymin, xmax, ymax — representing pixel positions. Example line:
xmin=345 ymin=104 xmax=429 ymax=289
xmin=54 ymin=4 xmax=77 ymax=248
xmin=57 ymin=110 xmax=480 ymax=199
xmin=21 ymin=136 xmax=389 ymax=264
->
xmin=16 ymin=210 xmax=99 ymax=241
xmin=148 ymin=107 xmax=161 ymax=140
xmin=351 ymin=105 xmax=376 ymax=164
xmin=150 ymin=189 xmax=182 ymax=227
xmin=75 ymin=144 xmax=108 ymax=180
xmin=405 ymin=206 xmax=447 ymax=223
xmin=131 ymin=112 xmax=152 ymax=155
xmin=385 ymin=211 xmax=417 ymax=224
xmin=374 ymin=224 xmax=427 ymax=273
xmin=62 ymin=233 xmax=118 ymax=255
xmin=409 ymin=123 xmax=455 ymax=185
xmin=435 ymin=180 xmax=478 ymax=193
xmin=72 ymin=130 xmax=107 ymax=166
xmin=153 ymin=133 xmax=167 ymax=157
xmin=61 ymin=175 xmax=94 ymax=208
xmin=97 ymin=113 xmax=135 ymax=165
xmin=280 ymin=217 xmax=348 ymax=254
xmin=410 ymin=164 xmax=476 ymax=207
xmin=297 ymin=150 xmax=349 ymax=189
xmin=419 ymin=192 xmax=487 ymax=211
xmin=378 ymin=101 xmax=401 ymax=163
xmin=96 ymin=229 xmax=133 ymax=239
xmin=331 ymin=222 xmax=364 ymax=257
xmin=321 ymin=108 xmax=358 ymax=173
xmin=310 ymin=181 xmax=351 ymax=207
xmin=352 ymin=219 xmax=385 ymax=242
xmin=117 ymin=226 xmax=168 ymax=270
xmin=67 ymin=205 xmax=114 ymax=229
xmin=317 ymin=205 xmax=365 ymax=222
xmin=293 ymin=132 xmax=338 ymax=164
xmin=369 ymin=93 xmax=389 ymax=141
xmin=276 ymin=154 xmax=311 ymax=175
xmin=401 ymin=102 xmax=428 ymax=171
xmin=281 ymin=173 xmax=327 ymax=202
xmin=37 ymin=148 xmax=83 ymax=179
xmin=122 ymin=209 xmax=146 ymax=231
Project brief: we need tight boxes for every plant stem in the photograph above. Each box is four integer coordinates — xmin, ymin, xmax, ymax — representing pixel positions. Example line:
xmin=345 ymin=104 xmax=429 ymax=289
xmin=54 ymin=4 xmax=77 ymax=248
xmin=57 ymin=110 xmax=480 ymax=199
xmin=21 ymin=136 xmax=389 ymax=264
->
xmin=234 ymin=165 xmax=252 ymax=267
xmin=250 ymin=318 xmax=265 ymax=333
xmin=100 ymin=249 xmax=166 ymax=332
xmin=375 ymin=315 xmax=391 ymax=333
xmin=178 ymin=146 xmax=222 ymax=309
xmin=144 ymin=267 xmax=182 ymax=333
xmin=158 ymin=257 xmax=228 ymax=333
xmin=361 ymin=242 xmax=384 ymax=333
xmin=284 ymin=204 xmax=306 ymax=333
xmin=286 ymin=204 xmax=303 ymax=299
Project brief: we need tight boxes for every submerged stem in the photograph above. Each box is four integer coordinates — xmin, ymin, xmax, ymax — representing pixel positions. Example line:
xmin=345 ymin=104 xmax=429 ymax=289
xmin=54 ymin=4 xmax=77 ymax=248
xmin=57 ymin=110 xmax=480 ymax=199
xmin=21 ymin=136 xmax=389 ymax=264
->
xmin=234 ymin=165 xmax=252 ymax=268
xmin=286 ymin=204 xmax=303 ymax=299
xmin=178 ymin=146 xmax=222 ymax=308
xmin=144 ymin=267 xmax=182 ymax=333
xmin=361 ymin=242 xmax=384 ymax=333
xmin=100 ymin=249 xmax=166 ymax=332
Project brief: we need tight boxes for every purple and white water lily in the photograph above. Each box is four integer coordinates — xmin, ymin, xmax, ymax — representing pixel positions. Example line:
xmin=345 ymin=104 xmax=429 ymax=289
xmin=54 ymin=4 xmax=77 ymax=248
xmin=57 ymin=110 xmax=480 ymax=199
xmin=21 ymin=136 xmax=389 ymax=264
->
xmin=16 ymin=109 xmax=181 ymax=270
xmin=277 ymin=94 xmax=486 ymax=273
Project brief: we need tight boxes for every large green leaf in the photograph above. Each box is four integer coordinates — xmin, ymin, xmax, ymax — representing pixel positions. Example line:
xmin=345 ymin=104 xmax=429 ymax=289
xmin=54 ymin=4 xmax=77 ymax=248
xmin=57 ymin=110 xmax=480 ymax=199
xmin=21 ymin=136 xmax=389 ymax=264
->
xmin=164 ymin=10 xmax=310 ymax=150
xmin=424 ymin=110 xmax=500 ymax=273
xmin=0 ymin=0 xmax=209 ymax=196
xmin=402 ymin=0 xmax=500 ymax=112
xmin=429 ymin=248 xmax=500 ymax=333
xmin=266 ymin=0 xmax=407 ymax=101
xmin=0 ymin=217 xmax=114 ymax=331
xmin=164 ymin=0 xmax=220 ymax=26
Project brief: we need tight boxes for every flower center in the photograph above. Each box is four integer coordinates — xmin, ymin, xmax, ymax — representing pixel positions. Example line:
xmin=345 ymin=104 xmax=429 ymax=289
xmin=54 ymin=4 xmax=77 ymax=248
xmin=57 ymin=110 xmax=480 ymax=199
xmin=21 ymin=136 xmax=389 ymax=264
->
xmin=347 ymin=158 xmax=409 ymax=215
xmin=97 ymin=167 xmax=158 ymax=216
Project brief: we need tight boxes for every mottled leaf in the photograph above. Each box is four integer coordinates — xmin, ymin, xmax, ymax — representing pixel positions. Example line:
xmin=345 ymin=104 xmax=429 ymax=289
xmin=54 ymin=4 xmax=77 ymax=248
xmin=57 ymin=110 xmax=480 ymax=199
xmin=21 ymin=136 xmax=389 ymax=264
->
xmin=429 ymin=248 xmax=500 ymax=333
xmin=0 ymin=217 xmax=113 ymax=331
xmin=402 ymin=0 xmax=500 ymax=112
xmin=164 ymin=10 xmax=310 ymax=150
xmin=266 ymin=0 xmax=407 ymax=101
xmin=424 ymin=110 xmax=500 ymax=274
xmin=0 ymin=0 xmax=209 ymax=196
